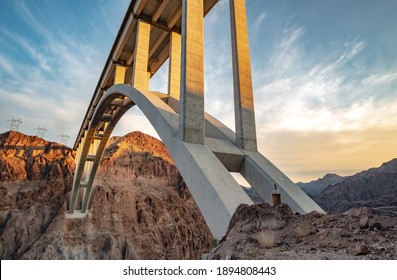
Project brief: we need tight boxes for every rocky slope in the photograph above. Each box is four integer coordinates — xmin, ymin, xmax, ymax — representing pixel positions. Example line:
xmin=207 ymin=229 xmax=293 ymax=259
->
xmin=310 ymin=159 xmax=397 ymax=214
xmin=205 ymin=203 xmax=397 ymax=260
xmin=0 ymin=131 xmax=211 ymax=259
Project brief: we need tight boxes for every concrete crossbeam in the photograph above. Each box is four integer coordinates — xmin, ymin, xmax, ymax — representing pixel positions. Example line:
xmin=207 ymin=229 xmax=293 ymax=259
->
xmin=132 ymin=20 xmax=151 ymax=90
xmin=229 ymin=0 xmax=257 ymax=151
xmin=179 ymin=0 xmax=205 ymax=144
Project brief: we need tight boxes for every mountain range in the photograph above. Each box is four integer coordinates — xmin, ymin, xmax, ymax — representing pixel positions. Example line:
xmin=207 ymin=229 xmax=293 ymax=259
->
xmin=297 ymin=159 xmax=397 ymax=215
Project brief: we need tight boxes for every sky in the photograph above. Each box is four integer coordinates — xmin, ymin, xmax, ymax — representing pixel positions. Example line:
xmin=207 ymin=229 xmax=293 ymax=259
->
xmin=0 ymin=0 xmax=396 ymax=182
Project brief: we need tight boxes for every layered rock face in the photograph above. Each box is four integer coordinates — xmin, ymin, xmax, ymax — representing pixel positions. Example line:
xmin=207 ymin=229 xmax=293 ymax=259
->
xmin=0 ymin=131 xmax=211 ymax=259
xmin=0 ymin=131 xmax=75 ymax=259
xmin=0 ymin=130 xmax=75 ymax=181
xmin=206 ymin=203 xmax=397 ymax=260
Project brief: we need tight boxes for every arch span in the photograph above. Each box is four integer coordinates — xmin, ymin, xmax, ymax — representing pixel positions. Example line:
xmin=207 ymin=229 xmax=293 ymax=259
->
xmin=67 ymin=84 xmax=254 ymax=238
xmin=67 ymin=84 xmax=324 ymax=238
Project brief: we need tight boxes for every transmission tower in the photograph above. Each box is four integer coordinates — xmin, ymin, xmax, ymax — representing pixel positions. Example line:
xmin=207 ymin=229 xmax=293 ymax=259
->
xmin=34 ymin=126 xmax=47 ymax=138
xmin=58 ymin=133 xmax=70 ymax=146
xmin=7 ymin=118 xmax=22 ymax=131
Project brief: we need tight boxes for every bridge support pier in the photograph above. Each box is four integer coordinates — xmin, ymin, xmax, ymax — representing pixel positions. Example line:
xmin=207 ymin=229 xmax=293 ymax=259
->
xmin=168 ymin=32 xmax=181 ymax=101
xmin=179 ymin=0 xmax=205 ymax=145
xmin=132 ymin=20 xmax=151 ymax=90
xmin=230 ymin=0 xmax=257 ymax=151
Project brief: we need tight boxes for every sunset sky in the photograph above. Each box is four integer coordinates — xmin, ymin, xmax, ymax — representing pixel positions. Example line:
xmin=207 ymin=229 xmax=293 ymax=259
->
xmin=0 ymin=0 xmax=396 ymax=182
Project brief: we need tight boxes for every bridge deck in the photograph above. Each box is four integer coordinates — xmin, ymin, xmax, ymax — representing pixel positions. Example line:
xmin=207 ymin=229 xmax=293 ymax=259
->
xmin=74 ymin=0 xmax=218 ymax=149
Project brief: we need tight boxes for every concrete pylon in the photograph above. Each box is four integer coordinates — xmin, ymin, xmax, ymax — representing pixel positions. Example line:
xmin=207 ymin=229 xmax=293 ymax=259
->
xmin=179 ymin=0 xmax=205 ymax=145
xmin=229 ymin=0 xmax=257 ymax=151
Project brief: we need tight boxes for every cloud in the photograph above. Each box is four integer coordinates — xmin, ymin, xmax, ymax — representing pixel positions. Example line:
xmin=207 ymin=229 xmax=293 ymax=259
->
xmin=245 ymin=25 xmax=397 ymax=181
xmin=2 ymin=30 xmax=52 ymax=73
xmin=1 ymin=0 xmax=396 ymax=183
xmin=0 ymin=11 xmax=106 ymax=142
xmin=259 ymin=125 xmax=397 ymax=182
xmin=362 ymin=71 xmax=397 ymax=87
xmin=12 ymin=1 xmax=52 ymax=39
xmin=0 ymin=55 xmax=15 ymax=75
xmin=252 ymin=26 xmax=397 ymax=137
xmin=253 ymin=12 xmax=267 ymax=31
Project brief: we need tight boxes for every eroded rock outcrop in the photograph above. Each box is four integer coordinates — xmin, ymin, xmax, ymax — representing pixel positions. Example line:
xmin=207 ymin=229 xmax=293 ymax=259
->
xmin=0 ymin=130 xmax=75 ymax=181
xmin=205 ymin=203 xmax=397 ymax=260
xmin=0 ymin=131 xmax=211 ymax=259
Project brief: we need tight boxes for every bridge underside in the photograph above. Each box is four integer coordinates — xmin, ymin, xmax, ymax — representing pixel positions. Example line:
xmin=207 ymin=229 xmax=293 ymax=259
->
xmin=67 ymin=84 xmax=325 ymax=238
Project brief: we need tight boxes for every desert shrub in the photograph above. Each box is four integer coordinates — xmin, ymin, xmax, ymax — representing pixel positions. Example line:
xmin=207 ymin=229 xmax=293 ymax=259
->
xmin=256 ymin=230 xmax=275 ymax=248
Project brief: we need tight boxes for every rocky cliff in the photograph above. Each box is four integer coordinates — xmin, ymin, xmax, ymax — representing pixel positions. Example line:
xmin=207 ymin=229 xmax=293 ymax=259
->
xmin=0 ymin=131 xmax=211 ymax=259
xmin=0 ymin=130 xmax=75 ymax=181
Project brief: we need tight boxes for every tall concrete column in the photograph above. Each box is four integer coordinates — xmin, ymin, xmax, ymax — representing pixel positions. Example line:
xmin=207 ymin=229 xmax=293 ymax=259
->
xmin=229 ymin=0 xmax=257 ymax=151
xmin=179 ymin=0 xmax=205 ymax=144
xmin=132 ymin=20 xmax=151 ymax=90
xmin=168 ymin=32 xmax=181 ymax=100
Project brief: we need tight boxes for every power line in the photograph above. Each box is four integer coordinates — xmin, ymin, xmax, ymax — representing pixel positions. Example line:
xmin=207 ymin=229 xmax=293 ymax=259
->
xmin=34 ymin=126 xmax=47 ymax=138
xmin=7 ymin=118 xmax=22 ymax=131
xmin=58 ymin=133 xmax=70 ymax=146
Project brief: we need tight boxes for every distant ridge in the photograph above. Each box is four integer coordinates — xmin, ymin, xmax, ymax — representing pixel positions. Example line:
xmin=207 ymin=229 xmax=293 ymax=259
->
xmin=297 ymin=173 xmax=345 ymax=195
xmin=299 ymin=159 xmax=397 ymax=215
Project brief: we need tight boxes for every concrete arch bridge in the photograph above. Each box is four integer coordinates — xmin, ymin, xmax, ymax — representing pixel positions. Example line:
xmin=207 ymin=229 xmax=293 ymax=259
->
xmin=66 ymin=0 xmax=324 ymax=238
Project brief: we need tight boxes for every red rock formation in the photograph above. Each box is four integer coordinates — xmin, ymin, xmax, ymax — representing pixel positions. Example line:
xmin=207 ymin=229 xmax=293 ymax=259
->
xmin=0 ymin=131 xmax=75 ymax=259
xmin=0 ymin=130 xmax=75 ymax=181
xmin=0 ymin=131 xmax=211 ymax=259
